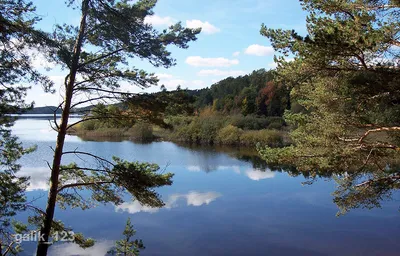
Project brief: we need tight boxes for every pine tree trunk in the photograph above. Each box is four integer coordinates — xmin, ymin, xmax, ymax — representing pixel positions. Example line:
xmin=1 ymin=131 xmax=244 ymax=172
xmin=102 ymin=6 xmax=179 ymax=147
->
xmin=36 ymin=1 xmax=89 ymax=255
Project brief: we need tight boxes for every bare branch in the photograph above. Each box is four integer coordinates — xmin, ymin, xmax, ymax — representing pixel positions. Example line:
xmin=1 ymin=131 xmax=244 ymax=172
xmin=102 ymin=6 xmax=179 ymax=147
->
xmin=61 ymin=150 xmax=115 ymax=166
xmin=354 ymin=4 xmax=398 ymax=11
xmin=61 ymin=166 xmax=112 ymax=174
xmin=26 ymin=204 xmax=46 ymax=216
xmin=73 ymin=86 xmax=134 ymax=95
xmin=2 ymin=242 xmax=15 ymax=256
xmin=48 ymin=119 xmax=58 ymax=132
xmin=78 ymin=47 xmax=126 ymax=69
xmin=53 ymin=101 xmax=64 ymax=131
xmin=66 ymin=115 xmax=121 ymax=130
xmin=70 ymin=96 xmax=120 ymax=109
xmin=355 ymin=175 xmax=400 ymax=188
xmin=358 ymin=126 xmax=400 ymax=144
xmin=337 ymin=136 xmax=359 ymax=142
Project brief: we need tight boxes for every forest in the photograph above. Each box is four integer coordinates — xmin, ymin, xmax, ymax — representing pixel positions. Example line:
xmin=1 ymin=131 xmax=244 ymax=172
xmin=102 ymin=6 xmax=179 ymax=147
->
xmin=71 ymin=68 xmax=292 ymax=146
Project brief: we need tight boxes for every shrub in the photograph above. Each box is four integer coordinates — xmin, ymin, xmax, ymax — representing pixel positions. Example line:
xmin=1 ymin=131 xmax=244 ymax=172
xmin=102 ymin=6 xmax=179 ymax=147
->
xmin=267 ymin=118 xmax=285 ymax=130
xmin=231 ymin=115 xmax=285 ymax=130
xmin=80 ymin=119 xmax=98 ymax=131
xmin=197 ymin=117 xmax=225 ymax=143
xmin=128 ymin=122 xmax=154 ymax=142
xmin=217 ymin=125 xmax=243 ymax=145
xmin=172 ymin=115 xmax=227 ymax=144
xmin=240 ymin=129 xmax=283 ymax=147
xmin=165 ymin=115 xmax=194 ymax=127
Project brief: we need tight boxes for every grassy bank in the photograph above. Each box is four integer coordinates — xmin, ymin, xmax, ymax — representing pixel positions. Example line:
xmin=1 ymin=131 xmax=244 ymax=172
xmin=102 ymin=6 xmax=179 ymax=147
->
xmin=69 ymin=114 xmax=290 ymax=147
xmin=164 ymin=115 xmax=289 ymax=147
xmin=69 ymin=122 xmax=155 ymax=142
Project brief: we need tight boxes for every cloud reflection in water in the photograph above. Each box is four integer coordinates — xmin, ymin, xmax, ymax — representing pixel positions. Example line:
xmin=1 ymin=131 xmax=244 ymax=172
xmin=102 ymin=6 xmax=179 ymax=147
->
xmin=188 ymin=165 xmax=275 ymax=181
xmin=49 ymin=240 xmax=115 ymax=256
xmin=116 ymin=191 xmax=222 ymax=214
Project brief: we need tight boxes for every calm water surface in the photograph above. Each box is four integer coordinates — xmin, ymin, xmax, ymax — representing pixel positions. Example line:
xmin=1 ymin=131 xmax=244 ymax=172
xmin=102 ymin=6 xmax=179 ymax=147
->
xmin=11 ymin=117 xmax=400 ymax=256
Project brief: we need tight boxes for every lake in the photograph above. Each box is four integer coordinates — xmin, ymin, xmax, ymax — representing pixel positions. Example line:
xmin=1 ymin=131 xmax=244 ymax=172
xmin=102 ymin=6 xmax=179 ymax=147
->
xmin=11 ymin=116 xmax=400 ymax=256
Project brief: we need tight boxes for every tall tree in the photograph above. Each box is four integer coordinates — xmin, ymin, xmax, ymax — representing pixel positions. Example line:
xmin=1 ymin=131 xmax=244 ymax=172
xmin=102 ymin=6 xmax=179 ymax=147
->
xmin=0 ymin=0 xmax=54 ymax=254
xmin=36 ymin=1 xmax=200 ymax=255
xmin=259 ymin=0 xmax=400 ymax=214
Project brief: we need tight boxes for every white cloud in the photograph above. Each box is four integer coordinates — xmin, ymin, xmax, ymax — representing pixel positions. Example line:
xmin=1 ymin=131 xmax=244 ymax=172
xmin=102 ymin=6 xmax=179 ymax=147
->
xmin=245 ymin=169 xmax=275 ymax=181
xmin=115 ymin=191 xmax=221 ymax=214
xmin=197 ymin=69 xmax=246 ymax=77
xmin=18 ymin=167 xmax=50 ymax=191
xmin=186 ymin=56 xmax=239 ymax=67
xmin=233 ymin=51 xmax=240 ymax=57
xmin=144 ymin=15 xmax=175 ymax=26
xmin=186 ymin=20 xmax=220 ymax=34
xmin=215 ymin=165 xmax=276 ymax=180
xmin=50 ymin=240 xmax=115 ymax=256
xmin=245 ymin=44 xmax=274 ymax=56
xmin=160 ymin=79 xmax=187 ymax=90
xmin=165 ymin=191 xmax=221 ymax=208
xmin=191 ymin=80 xmax=206 ymax=88
xmin=31 ymin=51 xmax=56 ymax=70
xmin=186 ymin=164 xmax=277 ymax=181
xmin=155 ymin=73 xmax=174 ymax=79
xmin=184 ymin=191 xmax=221 ymax=206
xmin=268 ymin=62 xmax=277 ymax=69
xmin=49 ymin=75 xmax=66 ymax=86
xmin=187 ymin=165 xmax=201 ymax=172
xmin=157 ymin=76 xmax=207 ymax=91
xmin=115 ymin=201 xmax=160 ymax=214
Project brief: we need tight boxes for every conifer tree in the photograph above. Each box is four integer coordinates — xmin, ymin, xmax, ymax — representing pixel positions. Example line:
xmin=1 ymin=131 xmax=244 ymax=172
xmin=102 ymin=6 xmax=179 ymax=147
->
xmin=35 ymin=1 xmax=200 ymax=255
xmin=108 ymin=218 xmax=144 ymax=256
xmin=0 ymin=0 xmax=53 ymax=254
xmin=259 ymin=0 xmax=400 ymax=214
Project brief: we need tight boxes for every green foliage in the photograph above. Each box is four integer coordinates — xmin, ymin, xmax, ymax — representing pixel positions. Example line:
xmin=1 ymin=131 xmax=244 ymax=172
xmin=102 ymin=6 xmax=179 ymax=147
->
xmin=80 ymin=119 xmax=97 ymax=131
xmin=258 ymin=0 xmax=400 ymax=214
xmin=0 ymin=1 xmax=54 ymax=253
xmin=27 ymin=214 xmax=95 ymax=248
xmin=217 ymin=125 xmax=243 ymax=145
xmin=231 ymin=115 xmax=285 ymax=130
xmin=165 ymin=115 xmax=193 ymax=127
xmin=173 ymin=115 xmax=228 ymax=143
xmin=240 ymin=130 xmax=284 ymax=147
xmin=128 ymin=122 xmax=154 ymax=142
xmin=168 ymin=114 xmax=286 ymax=146
xmin=35 ymin=0 xmax=200 ymax=254
xmin=109 ymin=218 xmax=145 ymax=256
xmin=0 ymin=0 xmax=54 ymax=104
xmin=57 ymin=158 xmax=173 ymax=211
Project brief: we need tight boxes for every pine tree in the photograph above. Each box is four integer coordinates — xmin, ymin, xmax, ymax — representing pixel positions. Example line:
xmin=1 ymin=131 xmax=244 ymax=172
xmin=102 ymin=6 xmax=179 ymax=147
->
xmin=0 ymin=0 xmax=53 ymax=254
xmin=259 ymin=0 xmax=400 ymax=214
xmin=35 ymin=1 xmax=200 ymax=255
xmin=109 ymin=218 xmax=145 ymax=256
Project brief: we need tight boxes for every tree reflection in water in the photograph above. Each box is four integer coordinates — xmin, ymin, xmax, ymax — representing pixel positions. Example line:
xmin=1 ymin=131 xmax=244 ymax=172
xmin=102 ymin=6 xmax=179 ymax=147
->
xmin=177 ymin=142 xmax=400 ymax=216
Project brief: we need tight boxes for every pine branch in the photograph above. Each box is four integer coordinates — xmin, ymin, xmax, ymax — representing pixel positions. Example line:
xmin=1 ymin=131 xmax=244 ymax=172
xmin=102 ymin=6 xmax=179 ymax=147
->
xmin=57 ymin=180 xmax=114 ymax=193
xmin=78 ymin=47 xmax=126 ymax=69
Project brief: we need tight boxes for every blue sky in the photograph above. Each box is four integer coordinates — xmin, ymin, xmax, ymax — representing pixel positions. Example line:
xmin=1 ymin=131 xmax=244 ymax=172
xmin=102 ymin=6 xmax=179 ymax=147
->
xmin=28 ymin=0 xmax=307 ymax=106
